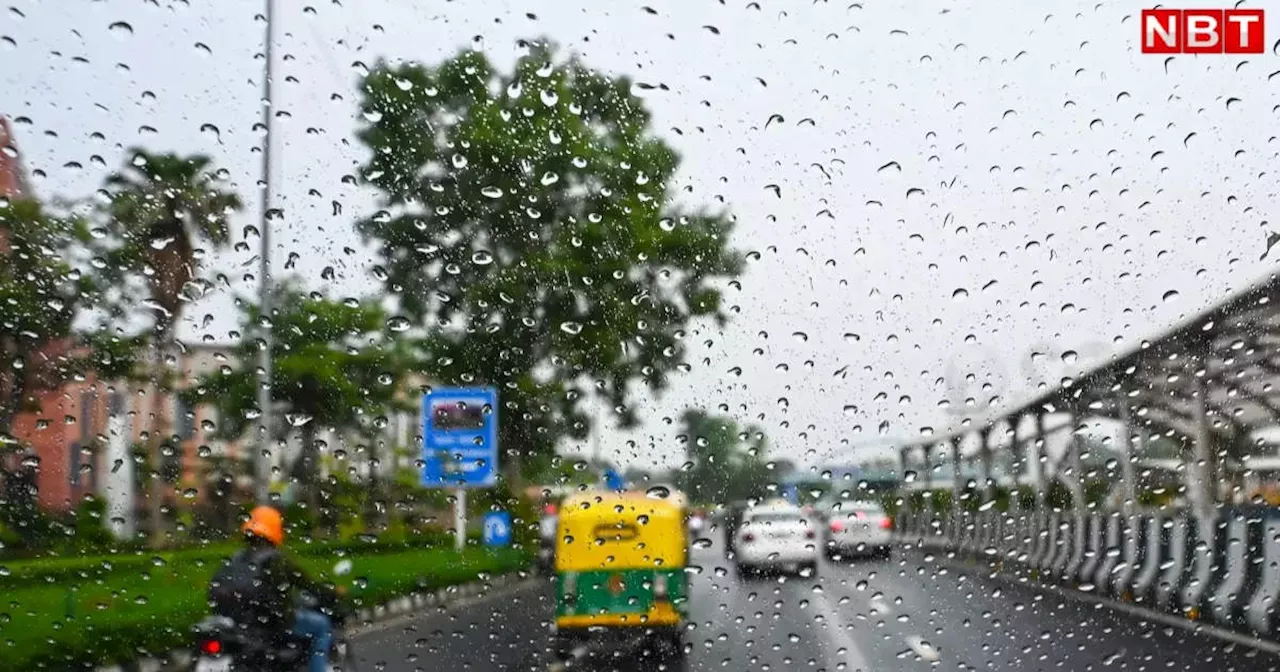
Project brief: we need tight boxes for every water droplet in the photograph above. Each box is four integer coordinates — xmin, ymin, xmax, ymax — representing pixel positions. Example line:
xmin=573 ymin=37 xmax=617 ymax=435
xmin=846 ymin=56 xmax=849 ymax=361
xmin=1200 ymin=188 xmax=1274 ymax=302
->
xmin=1163 ymin=289 xmax=1180 ymax=302
xmin=480 ymin=185 xmax=504 ymax=199
xmin=646 ymin=485 xmax=671 ymax=499
xmin=108 ymin=21 xmax=133 ymax=38
xmin=560 ymin=321 xmax=583 ymax=335
xmin=386 ymin=316 xmax=412 ymax=332
xmin=471 ymin=250 xmax=494 ymax=265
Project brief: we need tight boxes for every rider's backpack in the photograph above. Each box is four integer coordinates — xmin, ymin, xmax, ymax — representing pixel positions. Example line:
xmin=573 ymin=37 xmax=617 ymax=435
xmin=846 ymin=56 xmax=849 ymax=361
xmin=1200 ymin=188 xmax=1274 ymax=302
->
xmin=208 ymin=546 xmax=288 ymax=627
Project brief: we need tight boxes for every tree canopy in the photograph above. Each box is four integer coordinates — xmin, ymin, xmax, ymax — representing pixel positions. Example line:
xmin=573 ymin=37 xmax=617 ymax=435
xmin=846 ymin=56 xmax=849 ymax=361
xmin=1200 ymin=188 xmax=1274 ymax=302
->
xmin=184 ymin=282 xmax=413 ymax=509
xmin=676 ymin=409 xmax=780 ymax=504
xmin=354 ymin=40 xmax=744 ymax=479
xmin=0 ymin=198 xmax=141 ymax=441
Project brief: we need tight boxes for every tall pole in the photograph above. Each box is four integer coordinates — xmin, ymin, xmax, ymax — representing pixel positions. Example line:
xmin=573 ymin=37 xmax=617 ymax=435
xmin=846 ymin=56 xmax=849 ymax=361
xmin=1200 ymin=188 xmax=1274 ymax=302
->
xmin=454 ymin=488 xmax=466 ymax=551
xmin=254 ymin=0 xmax=276 ymax=503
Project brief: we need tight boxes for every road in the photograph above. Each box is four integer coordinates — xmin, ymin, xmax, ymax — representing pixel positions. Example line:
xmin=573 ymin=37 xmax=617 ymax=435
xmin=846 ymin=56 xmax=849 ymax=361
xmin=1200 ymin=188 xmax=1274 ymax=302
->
xmin=350 ymin=533 xmax=1279 ymax=671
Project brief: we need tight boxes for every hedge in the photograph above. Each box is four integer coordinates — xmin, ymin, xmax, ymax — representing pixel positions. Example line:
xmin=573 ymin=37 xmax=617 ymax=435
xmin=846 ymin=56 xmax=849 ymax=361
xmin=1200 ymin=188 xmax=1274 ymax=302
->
xmin=0 ymin=542 xmax=528 ymax=671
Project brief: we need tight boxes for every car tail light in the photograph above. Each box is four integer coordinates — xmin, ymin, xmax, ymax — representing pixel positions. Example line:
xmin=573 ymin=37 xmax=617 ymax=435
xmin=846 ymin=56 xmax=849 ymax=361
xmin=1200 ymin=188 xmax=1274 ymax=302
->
xmin=199 ymin=640 xmax=222 ymax=656
xmin=879 ymin=517 xmax=892 ymax=530
xmin=742 ymin=533 xmax=755 ymax=543
xmin=830 ymin=520 xmax=844 ymax=532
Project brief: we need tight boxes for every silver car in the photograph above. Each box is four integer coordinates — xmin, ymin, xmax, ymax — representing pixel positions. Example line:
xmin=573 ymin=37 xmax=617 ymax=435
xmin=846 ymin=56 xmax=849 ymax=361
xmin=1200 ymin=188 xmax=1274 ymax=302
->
xmin=823 ymin=500 xmax=893 ymax=559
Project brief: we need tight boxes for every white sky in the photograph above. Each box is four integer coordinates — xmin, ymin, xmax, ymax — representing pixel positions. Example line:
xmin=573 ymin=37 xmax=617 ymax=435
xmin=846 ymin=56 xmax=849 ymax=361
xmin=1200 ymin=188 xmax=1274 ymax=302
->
xmin=4 ymin=0 xmax=1278 ymax=470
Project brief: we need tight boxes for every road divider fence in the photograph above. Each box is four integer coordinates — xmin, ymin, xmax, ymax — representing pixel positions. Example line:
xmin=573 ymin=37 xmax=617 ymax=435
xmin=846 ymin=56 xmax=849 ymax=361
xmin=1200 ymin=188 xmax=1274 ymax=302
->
xmin=894 ymin=505 xmax=1280 ymax=641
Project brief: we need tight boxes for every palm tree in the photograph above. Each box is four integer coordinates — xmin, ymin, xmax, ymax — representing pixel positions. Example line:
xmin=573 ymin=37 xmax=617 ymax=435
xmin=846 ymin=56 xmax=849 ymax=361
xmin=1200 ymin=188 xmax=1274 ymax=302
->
xmin=104 ymin=149 xmax=242 ymax=543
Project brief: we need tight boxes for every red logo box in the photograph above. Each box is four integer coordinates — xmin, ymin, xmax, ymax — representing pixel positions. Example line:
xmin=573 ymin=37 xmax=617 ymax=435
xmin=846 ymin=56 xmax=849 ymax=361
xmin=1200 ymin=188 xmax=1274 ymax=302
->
xmin=1141 ymin=8 xmax=1265 ymax=53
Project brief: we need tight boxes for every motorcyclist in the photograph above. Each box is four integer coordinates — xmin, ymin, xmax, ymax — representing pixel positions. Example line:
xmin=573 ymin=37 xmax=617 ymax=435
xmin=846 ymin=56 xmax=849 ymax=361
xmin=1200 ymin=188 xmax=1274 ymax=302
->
xmin=211 ymin=505 xmax=334 ymax=672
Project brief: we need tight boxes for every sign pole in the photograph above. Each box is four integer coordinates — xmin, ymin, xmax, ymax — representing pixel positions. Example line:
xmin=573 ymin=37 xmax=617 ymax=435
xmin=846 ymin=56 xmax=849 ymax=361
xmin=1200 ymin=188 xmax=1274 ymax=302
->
xmin=454 ymin=487 xmax=466 ymax=552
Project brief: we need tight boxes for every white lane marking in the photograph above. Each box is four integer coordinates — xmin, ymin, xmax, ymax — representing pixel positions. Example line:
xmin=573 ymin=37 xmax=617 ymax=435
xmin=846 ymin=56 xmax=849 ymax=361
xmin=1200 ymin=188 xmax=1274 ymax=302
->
xmin=815 ymin=588 xmax=873 ymax=671
xmin=547 ymin=645 xmax=589 ymax=672
xmin=868 ymin=595 xmax=892 ymax=616
xmin=904 ymin=635 xmax=940 ymax=662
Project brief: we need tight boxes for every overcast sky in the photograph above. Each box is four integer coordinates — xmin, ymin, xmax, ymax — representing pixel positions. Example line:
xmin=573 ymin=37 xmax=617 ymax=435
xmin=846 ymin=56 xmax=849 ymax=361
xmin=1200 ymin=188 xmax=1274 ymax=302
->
xmin=5 ymin=0 xmax=1278 ymax=471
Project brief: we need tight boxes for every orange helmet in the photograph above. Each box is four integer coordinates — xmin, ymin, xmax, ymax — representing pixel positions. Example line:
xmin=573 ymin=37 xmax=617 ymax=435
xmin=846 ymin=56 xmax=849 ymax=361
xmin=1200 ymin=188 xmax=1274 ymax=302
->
xmin=242 ymin=505 xmax=284 ymax=546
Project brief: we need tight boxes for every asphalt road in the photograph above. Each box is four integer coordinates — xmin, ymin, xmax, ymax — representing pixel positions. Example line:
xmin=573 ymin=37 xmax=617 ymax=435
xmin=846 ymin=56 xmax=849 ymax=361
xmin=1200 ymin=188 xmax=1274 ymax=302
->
xmin=349 ymin=533 xmax=1280 ymax=671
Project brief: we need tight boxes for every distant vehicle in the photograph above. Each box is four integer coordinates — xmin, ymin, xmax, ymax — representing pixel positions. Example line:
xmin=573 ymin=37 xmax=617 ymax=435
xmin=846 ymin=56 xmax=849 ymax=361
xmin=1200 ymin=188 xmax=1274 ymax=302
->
xmin=723 ymin=501 xmax=749 ymax=558
xmin=823 ymin=500 xmax=893 ymax=560
xmin=536 ymin=505 xmax=559 ymax=575
xmin=687 ymin=511 xmax=706 ymax=535
xmin=733 ymin=501 xmax=819 ymax=577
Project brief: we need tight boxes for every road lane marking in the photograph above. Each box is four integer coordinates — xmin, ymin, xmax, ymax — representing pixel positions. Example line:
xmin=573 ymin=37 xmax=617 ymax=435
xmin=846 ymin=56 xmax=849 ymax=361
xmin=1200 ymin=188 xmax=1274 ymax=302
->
xmin=868 ymin=595 xmax=891 ymax=616
xmin=903 ymin=635 xmax=940 ymax=662
xmin=815 ymin=589 xmax=873 ymax=670
xmin=547 ymin=645 xmax=589 ymax=672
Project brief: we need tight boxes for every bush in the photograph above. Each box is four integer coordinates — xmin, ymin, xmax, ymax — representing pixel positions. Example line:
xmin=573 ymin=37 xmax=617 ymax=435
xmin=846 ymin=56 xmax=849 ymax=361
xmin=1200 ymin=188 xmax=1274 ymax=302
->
xmin=69 ymin=496 xmax=114 ymax=549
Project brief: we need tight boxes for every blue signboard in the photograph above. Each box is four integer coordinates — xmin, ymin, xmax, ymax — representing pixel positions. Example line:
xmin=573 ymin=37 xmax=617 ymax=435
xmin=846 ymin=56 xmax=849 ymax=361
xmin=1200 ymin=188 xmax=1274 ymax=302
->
xmin=421 ymin=387 xmax=499 ymax=488
xmin=781 ymin=484 xmax=799 ymax=504
xmin=483 ymin=511 xmax=513 ymax=547
xmin=603 ymin=468 xmax=626 ymax=491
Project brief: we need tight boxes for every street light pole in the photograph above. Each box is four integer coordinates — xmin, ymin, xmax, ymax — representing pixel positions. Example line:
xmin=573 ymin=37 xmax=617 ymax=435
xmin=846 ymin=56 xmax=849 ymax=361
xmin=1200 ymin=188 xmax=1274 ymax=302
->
xmin=254 ymin=0 xmax=276 ymax=503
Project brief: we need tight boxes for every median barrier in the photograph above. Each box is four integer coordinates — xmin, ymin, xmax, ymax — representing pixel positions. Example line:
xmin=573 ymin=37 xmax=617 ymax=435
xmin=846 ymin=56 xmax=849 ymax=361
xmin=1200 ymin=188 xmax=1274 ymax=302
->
xmin=1077 ymin=513 xmax=1102 ymax=587
xmin=900 ymin=503 xmax=1280 ymax=646
xmin=1132 ymin=516 xmax=1169 ymax=605
xmin=1246 ymin=512 xmax=1280 ymax=635
xmin=1050 ymin=513 xmax=1074 ymax=578
xmin=1093 ymin=513 xmax=1123 ymax=594
xmin=1181 ymin=516 xmax=1225 ymax=619
xmin=1209 ymin=511 xmax=1261 ymax=627
xmin=1110 ymin=513 xmax=1144 ymax=600
xmin=1155 ymin=516 xmax=1192 ymax=611
xmin=1026 ymin=511 xmax=1047 ymax=572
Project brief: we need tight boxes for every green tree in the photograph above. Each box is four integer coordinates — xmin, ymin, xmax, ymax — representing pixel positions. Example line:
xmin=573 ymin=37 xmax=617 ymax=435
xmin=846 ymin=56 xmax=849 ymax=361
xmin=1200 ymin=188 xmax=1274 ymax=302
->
xmin=354 ymin=40 xmax=744 ymax=485
xmin=184 ymin=282 xmax=413 ymax=520
xmin=101 ymin=149 xmax=242 ymax=541
xmin=1 ymin=199 xmax=93 ymax=437
xmin=677 ymin=409 xmax=773 ymax=504
xmin=1 ymin=197 xmax=146 ymax=547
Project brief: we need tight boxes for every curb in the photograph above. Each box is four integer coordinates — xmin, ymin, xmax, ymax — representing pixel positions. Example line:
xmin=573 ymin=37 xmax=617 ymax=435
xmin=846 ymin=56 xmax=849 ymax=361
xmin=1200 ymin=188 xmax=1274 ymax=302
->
xmin=93 ymin=571 xmax=528 ymax=672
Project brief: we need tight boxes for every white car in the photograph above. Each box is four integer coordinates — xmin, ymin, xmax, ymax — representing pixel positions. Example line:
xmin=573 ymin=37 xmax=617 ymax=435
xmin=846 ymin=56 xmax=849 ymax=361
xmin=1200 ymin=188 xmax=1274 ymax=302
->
xmin=823 ymin=500 xmax=893 ymax=559
xmin=733 ymin=502 xmax=820 ymax=576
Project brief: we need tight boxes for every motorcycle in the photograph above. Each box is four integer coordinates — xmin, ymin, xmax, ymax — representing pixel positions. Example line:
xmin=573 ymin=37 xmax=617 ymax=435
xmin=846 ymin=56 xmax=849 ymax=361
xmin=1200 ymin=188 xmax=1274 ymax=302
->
xmin=191 ymin=559 xmax=357 ymax=671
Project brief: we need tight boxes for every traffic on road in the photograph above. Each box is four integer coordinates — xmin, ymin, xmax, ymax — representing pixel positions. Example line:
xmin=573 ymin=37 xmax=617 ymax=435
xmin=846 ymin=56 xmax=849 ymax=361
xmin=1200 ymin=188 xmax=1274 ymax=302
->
xmin=347 ymin=524 xmax=1275 ymax=671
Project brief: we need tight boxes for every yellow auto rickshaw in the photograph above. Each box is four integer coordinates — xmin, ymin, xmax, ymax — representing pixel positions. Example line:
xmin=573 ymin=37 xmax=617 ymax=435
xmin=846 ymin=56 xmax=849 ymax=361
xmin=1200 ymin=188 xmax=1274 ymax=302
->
xmin=552 ymin=489 xmax=689 ymax=664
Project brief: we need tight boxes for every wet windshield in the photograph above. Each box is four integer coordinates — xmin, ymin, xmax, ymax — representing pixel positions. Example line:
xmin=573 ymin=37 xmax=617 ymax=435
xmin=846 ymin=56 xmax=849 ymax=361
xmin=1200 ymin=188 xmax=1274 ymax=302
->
xmin=1 ymin=1 xmax=1275 ymax=671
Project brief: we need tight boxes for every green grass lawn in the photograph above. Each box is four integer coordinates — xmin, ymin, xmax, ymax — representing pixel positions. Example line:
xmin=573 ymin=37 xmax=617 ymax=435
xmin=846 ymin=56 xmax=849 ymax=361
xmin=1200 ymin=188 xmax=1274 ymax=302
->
xmin=0 ymin=545 xmax=529 ymax=671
